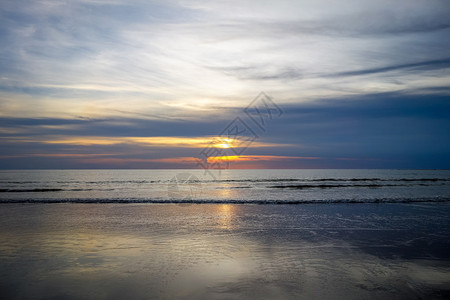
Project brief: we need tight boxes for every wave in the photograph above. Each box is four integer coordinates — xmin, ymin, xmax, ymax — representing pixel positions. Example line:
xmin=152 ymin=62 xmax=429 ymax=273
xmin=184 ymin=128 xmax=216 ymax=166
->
xmin=269 ymin=184 xmax=403 ymax=189
xmin=0 ymin=180 xmax=159 ymax=184
xmin=213 ymin=178 xmax=450 ymax=183
xmin=0 ymin=188 xmax=99 ymax=193
xmin=0 ymin=188 xmax=64 ymax=193
xmin=0 ymin=197 xmax=449 ymax=204
xmin=1 ymin=178 xmax=449 ymax=185
xmin=1 ymin=180 xmax=447 ymax=193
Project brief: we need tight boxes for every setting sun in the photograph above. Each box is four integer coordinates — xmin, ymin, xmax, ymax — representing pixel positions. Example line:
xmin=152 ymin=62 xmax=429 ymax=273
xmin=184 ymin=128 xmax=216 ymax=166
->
xmin=216 ymin=138 xmax=234 ymax=148
xmin=217 ymin=143 xmax=231 ymax=148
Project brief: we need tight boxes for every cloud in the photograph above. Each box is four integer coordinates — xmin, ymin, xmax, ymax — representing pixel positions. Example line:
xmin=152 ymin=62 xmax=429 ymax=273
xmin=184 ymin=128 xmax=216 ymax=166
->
xmin=2 ymin=0 xmax=450 ymax=115
xmin=35 ymin=135 xmax=285 ymax=148
xmin=0 ymin=91 xmax=449 ymax=169
xmin=1 ymin=1 xmax=449 ymax=169
xmin=328 ymin=58 xmax=450 ymax=78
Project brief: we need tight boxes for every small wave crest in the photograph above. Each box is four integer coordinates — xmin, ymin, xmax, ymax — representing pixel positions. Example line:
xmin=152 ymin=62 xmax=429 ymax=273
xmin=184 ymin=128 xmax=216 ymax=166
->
xmin=213 ymin=178 xmax=450 ymax=183
xmin=0 ymin=197 xmax=449 ymax=204
xmin=0 ymin=188 xmax=98 ymax=193
xmin=269 ymin=184 xmax=403 ymax=189
xmin=0 ymin=188 xmax=64 ymax=193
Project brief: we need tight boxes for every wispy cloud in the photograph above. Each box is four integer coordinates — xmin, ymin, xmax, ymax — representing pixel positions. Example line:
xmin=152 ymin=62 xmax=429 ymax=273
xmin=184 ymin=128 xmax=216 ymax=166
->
xmin=1 ymin=0 xmax=449 ymax=168
xmin=1 ymin=0 xmax=449 ymax=116
xmin=328 ymin=58 xmax=450 ymax=78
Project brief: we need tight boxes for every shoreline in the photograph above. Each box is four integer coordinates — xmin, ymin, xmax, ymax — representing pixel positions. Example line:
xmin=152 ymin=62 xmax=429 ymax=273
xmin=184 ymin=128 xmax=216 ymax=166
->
xmin=1 ymin=202 xmax=450 ymax=299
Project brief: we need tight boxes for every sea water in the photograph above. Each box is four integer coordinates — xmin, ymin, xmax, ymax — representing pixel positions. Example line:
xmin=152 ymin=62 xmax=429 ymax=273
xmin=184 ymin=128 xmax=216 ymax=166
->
xmin=0 ymin=169 xmax=449 ymax=203
xmin=1 ymin=170 xmax=450 ymax=299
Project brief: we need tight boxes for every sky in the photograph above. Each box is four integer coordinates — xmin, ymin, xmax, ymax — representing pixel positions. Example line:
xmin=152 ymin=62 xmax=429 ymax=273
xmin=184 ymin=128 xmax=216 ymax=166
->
xmin=0 ymin=0 xmax=449 ymax=169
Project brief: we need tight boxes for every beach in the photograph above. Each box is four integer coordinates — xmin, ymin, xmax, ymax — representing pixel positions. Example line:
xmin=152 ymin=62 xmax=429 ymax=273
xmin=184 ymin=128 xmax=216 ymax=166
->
xmin=1 ymin=0 xmax=449 ymax=299
xmin=1 ymin=202 xmax=449 ymax=299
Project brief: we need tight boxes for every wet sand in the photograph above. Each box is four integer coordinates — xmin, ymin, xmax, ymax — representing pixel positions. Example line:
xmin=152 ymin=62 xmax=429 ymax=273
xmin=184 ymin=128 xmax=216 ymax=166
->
xmin=1 ymin=203 xmax=449 ymax=299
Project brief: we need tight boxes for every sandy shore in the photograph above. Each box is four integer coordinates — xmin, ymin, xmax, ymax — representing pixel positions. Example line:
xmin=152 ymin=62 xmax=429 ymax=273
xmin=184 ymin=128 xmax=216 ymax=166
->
xmin=1 ymin=203 xmax=449 ymax=299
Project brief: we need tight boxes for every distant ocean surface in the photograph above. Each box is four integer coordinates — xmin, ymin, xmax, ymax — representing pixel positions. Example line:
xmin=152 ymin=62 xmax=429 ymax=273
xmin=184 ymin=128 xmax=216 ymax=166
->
xmin=0 ymin=169 xmax=449 ymax=204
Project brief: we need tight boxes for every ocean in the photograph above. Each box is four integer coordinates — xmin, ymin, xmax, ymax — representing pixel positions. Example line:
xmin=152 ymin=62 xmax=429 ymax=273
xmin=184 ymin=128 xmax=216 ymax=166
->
xmin=1 ymin=169 xmax=450 ymax=299
xmin=1 ymin=169 xmax=449 ymax=203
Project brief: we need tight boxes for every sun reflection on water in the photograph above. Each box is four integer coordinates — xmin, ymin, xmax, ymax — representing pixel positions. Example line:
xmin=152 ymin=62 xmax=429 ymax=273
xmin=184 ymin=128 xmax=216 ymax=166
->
xmin=217 ymin=204 xmax=235 ymax=230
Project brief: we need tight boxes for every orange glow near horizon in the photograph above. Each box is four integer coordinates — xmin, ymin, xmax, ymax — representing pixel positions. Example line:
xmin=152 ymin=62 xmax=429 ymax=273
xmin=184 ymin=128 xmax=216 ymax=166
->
xmin=207 ymin=155 xmax=319 ymax=162
xmin=3 ymin=135 xmax=286 ymax=149
xmin=70 ymin=155 xmax=320 ymax=168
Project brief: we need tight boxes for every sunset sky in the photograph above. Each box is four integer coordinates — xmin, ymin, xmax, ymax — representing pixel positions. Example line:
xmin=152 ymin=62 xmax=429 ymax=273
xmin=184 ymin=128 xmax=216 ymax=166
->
xmin=1 ymin=0 xmax=449 ymax=169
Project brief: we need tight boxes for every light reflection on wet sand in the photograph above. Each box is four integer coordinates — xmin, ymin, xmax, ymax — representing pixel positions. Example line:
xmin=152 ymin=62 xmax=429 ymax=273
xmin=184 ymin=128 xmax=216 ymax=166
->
xmin=0 ymin=203 xmax=450 ymax=299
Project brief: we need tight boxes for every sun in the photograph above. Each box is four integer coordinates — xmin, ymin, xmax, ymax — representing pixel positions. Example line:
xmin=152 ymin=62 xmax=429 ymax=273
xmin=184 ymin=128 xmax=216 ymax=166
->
xmin=218 ymin=143 xmax=231 ymax=148
xmin=216 ymin=138 xmax=233 ymax=148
